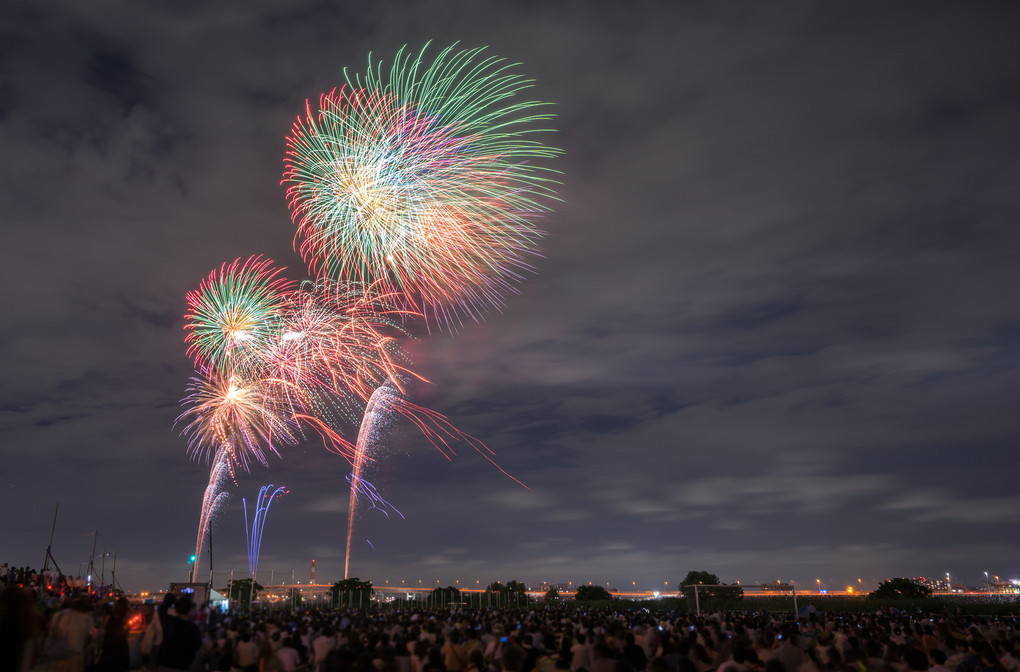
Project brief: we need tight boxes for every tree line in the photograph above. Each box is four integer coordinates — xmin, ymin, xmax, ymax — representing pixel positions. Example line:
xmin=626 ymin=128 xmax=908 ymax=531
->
xmin=224 ymin=572 xmax=934 ymax=609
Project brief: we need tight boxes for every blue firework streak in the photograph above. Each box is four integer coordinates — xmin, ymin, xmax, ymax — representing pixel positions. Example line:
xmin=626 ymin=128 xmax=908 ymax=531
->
xmin=345 ymin=474 xmax=404 ymax=519
xmin=243 ymin=484 xmax=288 ymax=580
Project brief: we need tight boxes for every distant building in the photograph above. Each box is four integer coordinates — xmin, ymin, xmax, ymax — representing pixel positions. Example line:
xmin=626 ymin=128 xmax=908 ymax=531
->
xmin=913 ymin=577 xmax=950 ymax=592
xmin=759 ymin=583 xmax=794 ymax=593
xmin=987 ymin=580 xmax=1020 ymax=594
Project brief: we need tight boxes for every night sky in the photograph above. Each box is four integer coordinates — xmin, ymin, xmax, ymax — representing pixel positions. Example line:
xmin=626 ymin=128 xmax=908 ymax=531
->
xmin=3 ymin=2 xmax=1020 ymax=594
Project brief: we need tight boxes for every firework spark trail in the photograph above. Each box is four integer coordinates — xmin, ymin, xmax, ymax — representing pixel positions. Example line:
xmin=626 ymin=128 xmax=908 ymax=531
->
xmin=260 ymin=280 xmax=422 ymax=436
xmin=343 ymin=377 xmax=526 ymax=578
xmin=259 ymin=280 xmax=423 ymax=466
xmin=344 ymin=478 xmax=403 ymax=519
xmin=345 ymin=382 xmax=397 ymax=579
xmin=244 ymin=485 xmax=288 ymax=580
xmin=193 ymin=445 xmax=233 ymax=577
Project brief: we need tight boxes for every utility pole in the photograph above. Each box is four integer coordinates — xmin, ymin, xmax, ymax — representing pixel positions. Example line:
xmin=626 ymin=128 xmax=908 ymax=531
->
xmin=41 ymin=503 xmax=63 ymax=578
xmin=684 ymin=584 xmax=741 ymax=617
xmin=207 ymin=526 xmax=214 ymax=606
xmin=87 ymin=531 xmax=99 ymax=593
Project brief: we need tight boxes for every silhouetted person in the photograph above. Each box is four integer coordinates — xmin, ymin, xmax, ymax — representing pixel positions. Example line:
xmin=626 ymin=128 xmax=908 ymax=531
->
xmin=156 ymin=596 xmax=202 ymax=672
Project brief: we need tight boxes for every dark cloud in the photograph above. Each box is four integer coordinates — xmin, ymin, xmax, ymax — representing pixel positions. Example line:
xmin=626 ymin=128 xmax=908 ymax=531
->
xmin=85 ymin=45 xmax=152 ymax=113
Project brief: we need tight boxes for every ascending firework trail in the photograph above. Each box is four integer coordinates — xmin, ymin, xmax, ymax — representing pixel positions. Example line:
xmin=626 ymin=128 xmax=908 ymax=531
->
xmin=245 ymin=485 xmax=288 ymax=581
xmin=343 ymin=378 xmax=527 ymax=578
xmin=192 ymin=445 xmax=232 ymax=578
xmin=345 ymin=381 xmax=397 ymax=579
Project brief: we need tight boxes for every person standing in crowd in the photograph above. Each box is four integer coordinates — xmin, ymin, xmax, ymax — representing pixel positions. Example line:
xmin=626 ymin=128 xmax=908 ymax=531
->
xmin=0 ymin=586 xmax=39 ymax=672
xmin=97 ymin=597 xmax=131 ymax=672
xmin=257 ymin=637 xmax=283 ymax=672
xmin=276 ymin=636 xmax=301 ymax=672
xmin=443 ymin=631 xmax=468 ymax=672
xmin=155 ymin=596 xmax=202 ymax=672
xmin=236 ymin=631 xmax=259 ymax=672
xmin=145 ymin=592 xmax=177 ymax=670
xmin=312 ymin=625 xmax=337 ymax=672
xmin=49 ymin=596 xmax=96 ymax=672
xmin=501 ymin=635 xmax=526 ymax=672
xmin=623 ymin=632 xmax=649 ymax=671
xmin=571 ymin=633 xmax=592 ymax=672
xmin=717 ymin=646 xmax=756 ymax=672
xmin=410 ymin=638 xmax=429 ymax=672
xmin=464 ymin=650 xmax=486 ymax=672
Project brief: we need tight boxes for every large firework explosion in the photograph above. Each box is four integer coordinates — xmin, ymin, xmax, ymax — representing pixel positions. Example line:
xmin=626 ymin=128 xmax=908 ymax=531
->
xmin=283 ymin=43 xmax=561 ymax=328
xmin=178 ymin=43 xmax=557 ymax=577
xmin=179 ymin=271 xmax=417 ymax=470
xmin=184 ymin=256 xmax=295 ymax=379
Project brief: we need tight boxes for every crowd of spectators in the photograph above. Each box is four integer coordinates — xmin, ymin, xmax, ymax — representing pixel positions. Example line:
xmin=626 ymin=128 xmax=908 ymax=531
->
xmin=2 ymin=582 xmax=1019 ymax=672
xmin=142 ymin=601 xmax=1020 ymax=672
xmin=1 ymin=561 xmax=98 ymax=594
xmin=0 ymin=561 xmax=130 ymax=672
